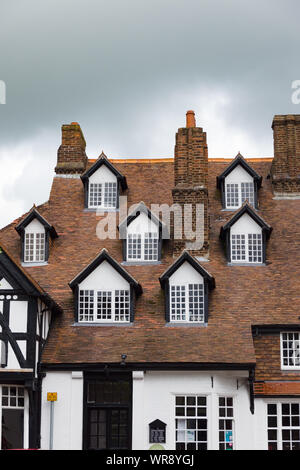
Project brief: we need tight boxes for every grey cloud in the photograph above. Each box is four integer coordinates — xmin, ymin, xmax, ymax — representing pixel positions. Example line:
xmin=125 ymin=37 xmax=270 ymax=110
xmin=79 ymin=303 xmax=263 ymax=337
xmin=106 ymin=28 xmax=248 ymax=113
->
xmin=0 ymin=0 xmax=299 ymax=225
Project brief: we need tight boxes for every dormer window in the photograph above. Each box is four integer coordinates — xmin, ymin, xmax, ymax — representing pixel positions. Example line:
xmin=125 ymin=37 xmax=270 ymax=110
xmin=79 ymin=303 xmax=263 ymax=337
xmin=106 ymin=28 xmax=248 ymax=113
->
xmin=159 ymin=251 xmax=215 ymax=324
xmin=24 ymin=227 xmax=45 ymax=263
xmin=217 ymin=153 xmax=262 ymax=210
xmin=81 ymin=153 xmax=127 ymax=210
xmin=69 ymin=249 xmax=142 ymax=324
xmin=220 ymin=203 xmax=272 ymax=265
xmin=15 ymin=208 xmax=58 ymax=265
xmin=119 ymin=202 xmax=167 ymax=263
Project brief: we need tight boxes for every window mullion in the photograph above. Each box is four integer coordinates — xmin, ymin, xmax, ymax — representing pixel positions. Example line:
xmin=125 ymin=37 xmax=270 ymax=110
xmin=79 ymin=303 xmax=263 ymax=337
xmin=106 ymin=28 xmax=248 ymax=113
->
xmin=278 ymin=404 xmax=282 ymax=450
xmin=141 ymin=234 xmax=144 ymax=261
xmin=245 ymin=234 xmax=249 ymax=263
xmin=94 ymin=290 xmax=97 ymax=322
xmin=185 ymin=285 xmax=189 ymax=323
xmin=112 ymin=290 xmax=115 ymax=322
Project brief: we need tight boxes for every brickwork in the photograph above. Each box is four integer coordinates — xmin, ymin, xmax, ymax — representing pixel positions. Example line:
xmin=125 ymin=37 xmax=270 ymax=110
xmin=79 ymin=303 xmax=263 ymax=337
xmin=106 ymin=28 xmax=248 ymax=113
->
xmin=172 ymin=112 xmax=209 ymax=256
xmin=55 ymin=122 xmax=87 ymax=174
xmin=271 ymin=114 xmax=300 ymax=194
xmin=254 ymin=334 xmax=300 ymax=381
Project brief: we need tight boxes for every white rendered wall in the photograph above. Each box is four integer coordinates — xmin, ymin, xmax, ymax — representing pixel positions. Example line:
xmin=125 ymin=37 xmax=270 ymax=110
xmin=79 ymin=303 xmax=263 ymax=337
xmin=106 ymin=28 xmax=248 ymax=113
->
xmin=230 ymin=213 xmax=261 ymax=236
xmin=169 ymin=261 xmax=204 ymax=286
xmin=40 ymin=371 xmax=84 ymax=450
xmin=78 ymin=260 xmax=129 ymax=291
xmin=0 ymin=278 xmax=13 ymax=290
xmin=39 ymin=370 xmax=275 ymax=450
xmin=89 ymin=165 xmax=117 ymax=184
xmin=132 ymin=370 xmax=256 ymax=450
xmin=4 ymin=300 xmax=28 ymax=370
xmin=24 ymin=218 xmax=45 ymax=235
xmin=127 ymin=212 xmax=158 ymax=235
xmin=224 ymin=165 xmax=253 ymax=185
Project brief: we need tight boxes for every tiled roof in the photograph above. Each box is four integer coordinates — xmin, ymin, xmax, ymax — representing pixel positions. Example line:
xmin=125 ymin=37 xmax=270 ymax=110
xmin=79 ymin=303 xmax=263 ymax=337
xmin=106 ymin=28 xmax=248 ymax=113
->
xmin=1 ymin=156 xmax=299 ymax=366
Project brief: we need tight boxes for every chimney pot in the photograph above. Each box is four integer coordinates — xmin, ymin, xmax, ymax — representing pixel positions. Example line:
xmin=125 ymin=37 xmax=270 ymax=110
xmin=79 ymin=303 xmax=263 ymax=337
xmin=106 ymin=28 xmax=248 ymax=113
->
xmin=186 ymin=110 xmax=196 ymax=128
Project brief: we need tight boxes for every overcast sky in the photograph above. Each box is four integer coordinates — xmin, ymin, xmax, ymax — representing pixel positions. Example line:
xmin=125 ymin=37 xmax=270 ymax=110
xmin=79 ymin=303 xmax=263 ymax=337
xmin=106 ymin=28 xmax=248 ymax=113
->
xmin=0 ymin=0 xmax=299 ymax=227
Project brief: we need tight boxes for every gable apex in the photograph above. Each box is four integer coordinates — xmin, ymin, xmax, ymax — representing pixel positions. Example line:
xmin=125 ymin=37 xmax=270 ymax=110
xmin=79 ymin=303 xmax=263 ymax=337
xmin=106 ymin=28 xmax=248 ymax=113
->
xmin=69 ymin=249 xmax=142 ymax=295
xmin=118 ymin=201 xmax=167 ymax=238
xmin=159 ymin=250 xmax=215 ymax=289
xmin=81 ymin=155 xmax=127 ymax=190
xmin=220 ymin=203 xmax=272 ymax=240
xmin=15 ymin=207 xmax=58 ymax=239
xmin=216 ymin=153 xmax=262 ymax=189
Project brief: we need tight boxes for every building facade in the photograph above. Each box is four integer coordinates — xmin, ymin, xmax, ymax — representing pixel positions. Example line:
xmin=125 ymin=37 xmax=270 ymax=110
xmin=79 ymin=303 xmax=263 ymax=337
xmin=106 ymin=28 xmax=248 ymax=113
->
xmin=0 ymin=113 xmax=300 ymax=450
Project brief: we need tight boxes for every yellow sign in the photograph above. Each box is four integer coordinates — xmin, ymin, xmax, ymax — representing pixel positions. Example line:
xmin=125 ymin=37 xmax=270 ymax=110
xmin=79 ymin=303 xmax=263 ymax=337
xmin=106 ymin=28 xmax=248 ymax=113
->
xmin=47 ymin=392 xmax=57 ymax=402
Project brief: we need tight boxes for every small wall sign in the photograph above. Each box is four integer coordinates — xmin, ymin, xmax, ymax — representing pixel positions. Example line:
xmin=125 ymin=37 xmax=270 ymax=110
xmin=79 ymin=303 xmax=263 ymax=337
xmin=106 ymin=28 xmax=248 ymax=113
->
xmin=47 ymin=392 xmax=57 ymax=402
xmin=149 ymin=419 xmax=166 ymax=444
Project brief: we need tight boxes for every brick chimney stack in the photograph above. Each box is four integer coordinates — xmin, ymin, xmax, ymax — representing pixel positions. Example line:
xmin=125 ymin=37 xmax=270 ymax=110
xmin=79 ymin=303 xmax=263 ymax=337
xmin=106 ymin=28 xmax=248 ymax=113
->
xmin=55 ymin=122 xmax=87 ymax=174
xmin=172 ymin=111 xmax=209 ymax=257
xmin=271 ymin=114 xmax=300 ymax=196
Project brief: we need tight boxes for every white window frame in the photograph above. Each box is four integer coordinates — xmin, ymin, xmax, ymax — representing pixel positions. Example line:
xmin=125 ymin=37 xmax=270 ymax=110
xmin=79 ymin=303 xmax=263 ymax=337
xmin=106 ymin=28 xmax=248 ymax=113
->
xmin=225 ymin=181 xmax=255 ymax=209
xmin=218 ymin=395 xmax=235 ymax=450
xmin=88 ymin=182 xmax=117 ymax=209
xmin=0 ymin=385 xmax=28 ymax=450
xmin=175 ymin=394 xmax=208 ymax=450
xmin=24 ymin=232 xmax=46 ymax=263
xmin=127 ymin=232 xmax=159 ymax=262
xmin=169 ymin=283 xmax=205 ymax=323
xmin=78 ymin=288 xmax=130 ymax=323
xmin=280 ymin=332 xmax=300 ymax=370
xmin=267 ymin=401 xmax=300 ymax=450
xmin=230 ymin=232 xmax=263 ymax=264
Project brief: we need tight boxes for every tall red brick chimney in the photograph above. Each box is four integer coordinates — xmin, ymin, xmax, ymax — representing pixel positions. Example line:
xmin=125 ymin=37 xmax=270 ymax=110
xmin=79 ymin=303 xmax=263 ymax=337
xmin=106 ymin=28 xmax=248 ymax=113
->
xmin=55 ymin=122 xmax=87 ymax=174
xmin=172 ymin=111 xmax=209 ymax=257
xmin=271 ymin=114 xmax=300 ymax=196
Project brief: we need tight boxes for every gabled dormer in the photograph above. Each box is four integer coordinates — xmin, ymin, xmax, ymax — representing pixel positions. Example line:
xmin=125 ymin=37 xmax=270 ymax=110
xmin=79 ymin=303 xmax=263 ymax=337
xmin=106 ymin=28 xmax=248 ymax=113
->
xmin=220 ymin=203 xmax=272 ymax=265
xmin=15 ymin=208 xmax=58 ymax=265
xmin=69 ymin=249 xmax=142 ymax=324
xmin=81 ymin=152 xmax=127 ymax=210
xmin=118 ymin=202 xmax=167 ymax=263
xmin=216 ymin=153 xmax=262 ymax=210
xmin=159 ymin=251 xmax=215 ymax=324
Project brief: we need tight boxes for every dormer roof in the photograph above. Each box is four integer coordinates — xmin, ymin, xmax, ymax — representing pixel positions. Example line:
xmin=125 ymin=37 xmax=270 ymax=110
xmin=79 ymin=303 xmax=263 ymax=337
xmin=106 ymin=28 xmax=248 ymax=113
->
xmin=216 ymin=153 xmax=262 ymax=189
xmin=69 ymin=248 xmax=142 ymax=295
xmin=15 ymin=207 xmax=58 ymax=238
xmin=220 ymin=202 xmax=272 ymax=240
xmin=159 ymin=250 xmax=215 ymax=290
xmin=81 ymin=152 xmax=127 ymax=190
xmin=118 ymin=201 xmax=167 ymax=238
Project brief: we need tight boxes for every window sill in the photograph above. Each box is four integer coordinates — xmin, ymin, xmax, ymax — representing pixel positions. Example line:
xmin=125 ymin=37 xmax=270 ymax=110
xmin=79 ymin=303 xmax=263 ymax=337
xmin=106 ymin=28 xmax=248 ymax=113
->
xmin=83 ymin=208 xmax=119 ymax=213
xmin=121 ymin=261 xmax=161 ymax=266
xmin=281 ymin=367 xmax=300 ymax=371
xmin=73 ymin=322 xmax=133 ymax=327
xmin=165 ymin=322 xmax=207 ymax=328
xmin=227 ymin=262 xmax=266 ymax=266
xmin=21 ymin=261 xmax=48 ymax=267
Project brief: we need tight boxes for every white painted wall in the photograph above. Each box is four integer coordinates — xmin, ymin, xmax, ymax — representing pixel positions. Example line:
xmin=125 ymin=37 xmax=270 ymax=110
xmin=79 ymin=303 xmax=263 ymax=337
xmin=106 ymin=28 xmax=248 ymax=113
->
xmin=40 ymin=371 xmax=84 ymax=450
xmin=9 ymin=301 xmax=27 ymax=333
xmin=127 ymin=212 xmax=159 ymax=235
xmin=225 ymin=165 xmax=253 ymax=185
xmin=78 ymin=260 xmax=129 ymax=291
xmin=38 ymin=370 xmax=286 ymax=450
xmin=24 ymin=218 xmax=45 ymax=235
xmin=169 ymin=261 xmax=203 ymax=286
xmin=132 ymin=370 xmax=257 ymax=450
xmin=0 ymin=278 xmax=13 ymax=290
xmin=89 ymin=165 xmax=117 ymax=184
xmin=230 ymin=213 xmax=261 ymax=236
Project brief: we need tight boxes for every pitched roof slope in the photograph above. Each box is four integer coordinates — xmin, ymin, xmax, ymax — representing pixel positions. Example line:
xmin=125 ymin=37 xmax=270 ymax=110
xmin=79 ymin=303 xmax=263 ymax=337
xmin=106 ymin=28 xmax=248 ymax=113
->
xmin=0 ymin=157 xmax=299 ymax=366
